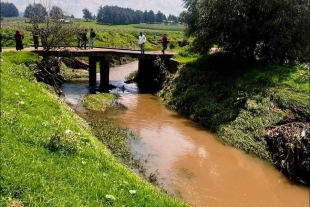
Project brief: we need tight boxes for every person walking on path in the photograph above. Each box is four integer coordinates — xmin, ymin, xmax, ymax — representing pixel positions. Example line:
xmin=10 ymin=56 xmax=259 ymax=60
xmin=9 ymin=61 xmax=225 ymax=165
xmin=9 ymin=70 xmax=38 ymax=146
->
xmin=138 ymin=32 xmax=146 ymax=54
xmin=14 ymin=30 xmax=24 ymax=51
xmin=89 ymin=28 xmax=96 ymax=49
xmin=161 ymin=33 xmax=168 ymax=54
xmin=82 ymin=29 xmax=88 ymax=49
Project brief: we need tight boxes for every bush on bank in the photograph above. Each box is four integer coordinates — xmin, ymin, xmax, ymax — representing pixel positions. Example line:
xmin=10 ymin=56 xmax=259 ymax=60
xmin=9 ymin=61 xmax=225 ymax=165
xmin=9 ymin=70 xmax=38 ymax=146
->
xmin=0 ymin=51 xmax=189 ymax=206
xmin=159 ymin=53 xmax=309 ymax=185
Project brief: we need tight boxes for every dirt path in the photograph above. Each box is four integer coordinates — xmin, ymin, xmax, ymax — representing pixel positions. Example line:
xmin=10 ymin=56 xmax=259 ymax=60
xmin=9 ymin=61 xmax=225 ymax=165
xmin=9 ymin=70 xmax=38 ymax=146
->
xmin=1 ymin=47 xmax=35 ymax=52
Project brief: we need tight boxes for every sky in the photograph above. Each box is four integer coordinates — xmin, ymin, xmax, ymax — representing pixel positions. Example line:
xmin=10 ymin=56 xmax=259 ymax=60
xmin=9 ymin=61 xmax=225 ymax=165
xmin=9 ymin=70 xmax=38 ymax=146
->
xmin=7 ymin=0 xmax=185 ymax=18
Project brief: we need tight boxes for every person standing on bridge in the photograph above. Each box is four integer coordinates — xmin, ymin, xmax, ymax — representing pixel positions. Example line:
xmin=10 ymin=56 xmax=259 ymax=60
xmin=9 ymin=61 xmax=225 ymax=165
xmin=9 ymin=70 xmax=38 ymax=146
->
xmin=14 ymin=30 xmax=24 ymax=51
xmin=89 ymin=28 xmax=96 ymax=49
xmin=82 ymin=29 xmax=88 ymax=50
xmin=33 ymin=28 xmax=40 ymax=50
xmin=138 ymin=32 xmax=146 ymax=54
xmin=161 ymin=33 xmax=168 ymax=54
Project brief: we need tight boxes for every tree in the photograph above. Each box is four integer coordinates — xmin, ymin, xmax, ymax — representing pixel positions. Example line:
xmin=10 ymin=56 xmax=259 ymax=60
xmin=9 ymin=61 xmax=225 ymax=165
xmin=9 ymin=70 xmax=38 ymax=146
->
xmin=49 ymin=6 xmax=64 ymax=19
xmin=82 ymin=8 xmax=92 ymax=21
xmin=143 ymin=10 xmax=148 ymax=23
xmin=25 ymin=2 xmax=79 ymax=95
xmin=178 ymin=11 xmax=187 ymax=24
xmin=155 ymin=11 xmax=164 ymax=23
xmin=147 ymin=10 xmax=156 ymax=24
xmin=167 ymin=14 xmax=178 ymax=23
xmin=24 ymin=3 xmax=48 ymax=23
xmin=182 ymin=0 xmax=310 ymax=63
xmin=1 ymin=2 xmax=19 ymax=17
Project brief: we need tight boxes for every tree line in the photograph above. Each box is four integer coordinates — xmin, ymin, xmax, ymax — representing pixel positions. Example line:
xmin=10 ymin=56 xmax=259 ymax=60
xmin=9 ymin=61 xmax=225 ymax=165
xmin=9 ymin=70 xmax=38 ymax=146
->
xmin=83 ymin=6 xmax=178 ymax=24
xmin=1 ymin=2 xmax=179 ymax=24
xmin=1 ymin=2 xmax=19 ymax=17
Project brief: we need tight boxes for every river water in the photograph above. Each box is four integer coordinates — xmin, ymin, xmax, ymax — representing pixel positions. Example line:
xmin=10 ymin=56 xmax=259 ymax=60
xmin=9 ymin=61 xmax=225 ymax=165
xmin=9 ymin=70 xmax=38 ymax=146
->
xmin=61 ymin=61 xmax=309 ymax=207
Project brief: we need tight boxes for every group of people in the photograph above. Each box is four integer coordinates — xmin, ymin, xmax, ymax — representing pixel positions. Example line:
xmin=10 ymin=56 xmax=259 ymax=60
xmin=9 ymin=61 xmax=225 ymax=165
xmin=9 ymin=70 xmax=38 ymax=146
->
xmin=14 ymin=28 xmax=44 ymax=51
xmin=13 ymin=28 xmax=97 ymax=51
xmin=138 ymin=32 xmax=169 ymax=54
xmin=77 ymin=28 xmax=97 ymax=49
xmin=13 ymin=28 xmax=168 ymax=53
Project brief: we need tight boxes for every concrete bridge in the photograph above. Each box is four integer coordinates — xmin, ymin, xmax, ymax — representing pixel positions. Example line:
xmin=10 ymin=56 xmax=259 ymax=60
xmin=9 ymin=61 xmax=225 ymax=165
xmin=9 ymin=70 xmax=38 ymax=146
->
xmin=31 ymin=47 xmax=175 ymax=93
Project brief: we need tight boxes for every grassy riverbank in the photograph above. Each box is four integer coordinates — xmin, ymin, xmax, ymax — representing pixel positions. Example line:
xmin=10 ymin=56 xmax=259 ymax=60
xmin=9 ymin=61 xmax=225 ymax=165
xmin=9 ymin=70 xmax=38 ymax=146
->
xmin=159 ymin=53 xmax=309 ymax=184
xmin=0 ymin=51 xmax=189 ymax=206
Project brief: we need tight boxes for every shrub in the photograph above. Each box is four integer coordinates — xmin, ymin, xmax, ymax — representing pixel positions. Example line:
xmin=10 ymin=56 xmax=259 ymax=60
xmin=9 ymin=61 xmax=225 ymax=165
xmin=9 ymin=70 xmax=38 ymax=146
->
xmin=47 ymin=129 xmax=79 ymax=154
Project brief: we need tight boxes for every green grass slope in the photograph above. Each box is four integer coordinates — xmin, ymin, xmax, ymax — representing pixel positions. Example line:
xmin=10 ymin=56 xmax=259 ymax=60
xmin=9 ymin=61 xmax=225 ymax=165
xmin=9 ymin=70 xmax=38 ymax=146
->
xmin=159 ymin=53 xmax=309 ymax=161
xmin=0 ymin=51 xmax=188 ymax=206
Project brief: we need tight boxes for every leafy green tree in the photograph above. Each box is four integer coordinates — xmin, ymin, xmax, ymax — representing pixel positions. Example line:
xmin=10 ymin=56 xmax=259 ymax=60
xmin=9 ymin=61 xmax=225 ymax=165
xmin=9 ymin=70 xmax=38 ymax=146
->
xmin=49 ymin=6 xmax=64 ymax=19
xmin=82 ymin=8 xmax=92 ymax=21
xmin=97 ymin=6 xmax=144 ymax=25
xmin=155 ymin=11 xmax=164 ymax=23
xmin=1 ymin=2 xmax=19 ymax=17
xmin=182 ymin=0 xmax=310 ymax=63
xmin=134 ymin=10 xmax=143 ymax=24
xmin=167 ymin=14 xmax=178 ymax=23
xmin=25 ymin=2 xmax=79 ymax=95
xmin=24 ymin=3 xmax=48 ymax=23
xmin=143 ymin=10 xmax=148 ymax=23
xmin=148 ymin=10 xmax=156 ymax=23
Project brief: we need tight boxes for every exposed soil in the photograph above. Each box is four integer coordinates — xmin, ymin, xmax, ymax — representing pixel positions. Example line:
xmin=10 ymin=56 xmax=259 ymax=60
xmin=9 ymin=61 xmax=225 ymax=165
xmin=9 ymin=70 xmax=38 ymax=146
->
xmin=265 ymin=122 xmax=310 ymax=186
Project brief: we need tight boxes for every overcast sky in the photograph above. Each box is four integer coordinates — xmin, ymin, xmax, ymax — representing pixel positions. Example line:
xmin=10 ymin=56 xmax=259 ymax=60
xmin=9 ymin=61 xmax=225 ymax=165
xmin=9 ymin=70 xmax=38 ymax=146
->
xmin=7 ymin=0 xmax=185 ymax=18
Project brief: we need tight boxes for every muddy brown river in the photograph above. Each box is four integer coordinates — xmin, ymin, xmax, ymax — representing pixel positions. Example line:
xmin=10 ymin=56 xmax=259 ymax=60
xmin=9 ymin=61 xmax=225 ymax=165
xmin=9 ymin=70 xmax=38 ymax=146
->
xmin=62 ymin=61 xmax=309 ymax=207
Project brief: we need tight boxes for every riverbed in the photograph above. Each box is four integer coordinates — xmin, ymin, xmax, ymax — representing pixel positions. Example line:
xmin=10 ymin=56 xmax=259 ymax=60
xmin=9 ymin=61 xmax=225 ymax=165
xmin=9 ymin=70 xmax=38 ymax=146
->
xmin=61 ymin=61 xmax=309 ymax=207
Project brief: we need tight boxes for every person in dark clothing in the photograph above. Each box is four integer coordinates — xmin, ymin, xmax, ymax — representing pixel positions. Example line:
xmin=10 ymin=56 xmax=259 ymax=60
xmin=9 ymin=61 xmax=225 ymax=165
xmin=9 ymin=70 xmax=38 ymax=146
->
xmin=14 ymin=30 xmax=24 ymax=51
xmin=40 ymin=28 xmax=47 ymax=49
xmin=77 ymin=31 xmax=83 ymax=48
xmin=161 ymin=33 xmax=168 ymax=54
xmin=33 ymin=30 xmax=40 ymax=49
xmin=89 ymin=28 xmax=96 ymax=49
xmin=82 ymin=30 xmax=88 ymax=49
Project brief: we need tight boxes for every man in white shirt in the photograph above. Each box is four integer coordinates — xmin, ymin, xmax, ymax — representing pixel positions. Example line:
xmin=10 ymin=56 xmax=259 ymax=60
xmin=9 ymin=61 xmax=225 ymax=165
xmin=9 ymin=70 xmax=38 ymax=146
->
xmin=138 ymin=32 xmax=146 ymax=54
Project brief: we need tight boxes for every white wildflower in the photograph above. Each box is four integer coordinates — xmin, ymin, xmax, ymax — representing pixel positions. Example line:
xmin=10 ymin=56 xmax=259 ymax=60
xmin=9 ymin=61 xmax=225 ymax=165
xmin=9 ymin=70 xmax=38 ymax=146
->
xmin=129 ymin=190 xmax=136 ymax=195
xmin=65 ymin=129 xmax=72 ymax=134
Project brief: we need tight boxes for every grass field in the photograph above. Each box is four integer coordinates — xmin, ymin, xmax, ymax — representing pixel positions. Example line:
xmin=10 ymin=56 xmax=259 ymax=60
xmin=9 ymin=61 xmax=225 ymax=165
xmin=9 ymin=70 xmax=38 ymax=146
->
xmin=1 ymin=17 xmax=186 ymax=51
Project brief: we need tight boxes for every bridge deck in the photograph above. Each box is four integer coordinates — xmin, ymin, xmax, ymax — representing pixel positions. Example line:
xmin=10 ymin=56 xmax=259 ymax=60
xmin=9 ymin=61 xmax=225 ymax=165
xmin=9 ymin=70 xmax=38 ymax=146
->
xmin=30 ymin=47 xmax=175 ymax=59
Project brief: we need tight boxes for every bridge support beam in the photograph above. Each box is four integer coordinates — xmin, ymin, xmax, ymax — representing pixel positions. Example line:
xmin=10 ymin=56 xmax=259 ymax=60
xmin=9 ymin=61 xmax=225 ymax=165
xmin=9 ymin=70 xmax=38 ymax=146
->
xmin=99 ymin=59 xmax=110 ymax=93
xmin=136 ymin=58 xmax=160 ymax=92
xmin=89 ymin=57 xmax=97 ymax=94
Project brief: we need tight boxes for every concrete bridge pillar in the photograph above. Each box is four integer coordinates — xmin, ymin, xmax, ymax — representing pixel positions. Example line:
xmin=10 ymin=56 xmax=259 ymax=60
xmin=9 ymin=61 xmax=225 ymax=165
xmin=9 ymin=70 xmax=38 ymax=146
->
xmin=137 ymin=58 xmax=158 ymax=89
xmin=99 ymin=58 xmax=110 ymax=93
xmin=88 ymin=57 xmax=97 ymax=94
